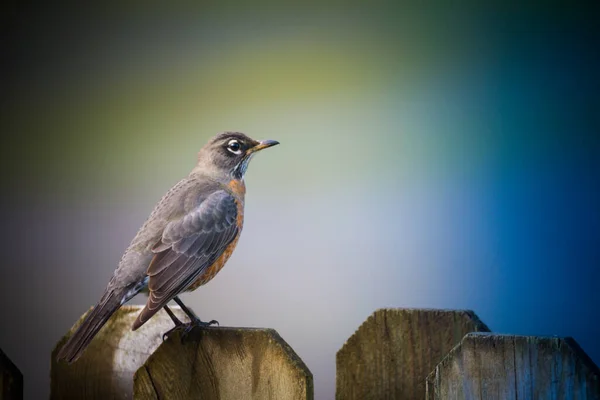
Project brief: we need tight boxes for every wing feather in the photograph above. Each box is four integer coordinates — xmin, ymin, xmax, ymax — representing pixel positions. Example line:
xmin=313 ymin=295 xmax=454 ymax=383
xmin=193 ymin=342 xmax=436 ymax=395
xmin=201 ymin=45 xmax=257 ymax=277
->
xmin=132 ymin=189 xmax=239 ymax=330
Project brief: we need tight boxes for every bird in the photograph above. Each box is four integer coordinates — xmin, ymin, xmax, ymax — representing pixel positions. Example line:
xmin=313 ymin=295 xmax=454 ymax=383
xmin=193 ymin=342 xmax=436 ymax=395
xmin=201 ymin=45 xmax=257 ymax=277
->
xmin=56 ymin=132 xmax=279 ymax=363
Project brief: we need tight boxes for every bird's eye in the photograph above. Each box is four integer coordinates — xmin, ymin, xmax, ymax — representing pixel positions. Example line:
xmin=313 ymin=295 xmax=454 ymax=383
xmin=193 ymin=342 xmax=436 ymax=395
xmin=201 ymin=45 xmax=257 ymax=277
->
xmin=227 ymin=139 xmax=242 ymax=155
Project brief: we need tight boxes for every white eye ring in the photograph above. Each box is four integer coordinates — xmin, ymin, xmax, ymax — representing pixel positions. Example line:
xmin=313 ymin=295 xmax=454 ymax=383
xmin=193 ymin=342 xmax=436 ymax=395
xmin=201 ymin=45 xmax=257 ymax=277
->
xmin=227 ymin=139 xmax=242 ymax=155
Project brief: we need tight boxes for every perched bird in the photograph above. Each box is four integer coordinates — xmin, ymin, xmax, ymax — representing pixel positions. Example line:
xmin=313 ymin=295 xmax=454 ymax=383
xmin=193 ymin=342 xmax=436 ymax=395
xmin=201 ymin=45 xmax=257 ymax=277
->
xmin=57 ymin=132 xmax=279 ymax=363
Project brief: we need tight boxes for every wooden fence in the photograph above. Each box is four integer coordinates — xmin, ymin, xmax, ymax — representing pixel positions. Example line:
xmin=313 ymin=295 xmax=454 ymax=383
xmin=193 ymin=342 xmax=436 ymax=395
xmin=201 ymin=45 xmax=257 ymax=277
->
xmin=1 ymin=307 xmax=598 ymax=399
xmin=0 ymin=348 xmax=22 ymax=400
xmin=426 ymin=333 xmax=600 ymax=399
xmin=336 ymin=308 xmax=490 ymax=399
xmin=51 ymin=305 xmax=312 ymax=400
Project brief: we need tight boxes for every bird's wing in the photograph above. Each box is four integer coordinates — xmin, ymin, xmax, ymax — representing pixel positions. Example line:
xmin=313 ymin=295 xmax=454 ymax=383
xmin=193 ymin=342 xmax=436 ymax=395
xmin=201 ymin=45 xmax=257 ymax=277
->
xmin=132 ymin=188 xmax=239 ymax=329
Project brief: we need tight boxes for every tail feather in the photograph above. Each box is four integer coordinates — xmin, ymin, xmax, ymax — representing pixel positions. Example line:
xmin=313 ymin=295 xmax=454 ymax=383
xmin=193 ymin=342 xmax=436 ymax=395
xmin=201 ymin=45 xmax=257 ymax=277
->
xmin=56 ymin=290 xmax=124 ymax=364
xmin=131 ymin=292 xmax=162 ymax=331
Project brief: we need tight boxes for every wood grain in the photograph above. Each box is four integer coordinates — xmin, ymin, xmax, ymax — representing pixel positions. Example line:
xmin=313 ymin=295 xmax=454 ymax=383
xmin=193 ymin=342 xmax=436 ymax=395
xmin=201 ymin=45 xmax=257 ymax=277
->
xmin=0 ymin=348 xmax=22 ymax=400
xmin=51 ymin=305 xmax=187 ymax=400
xmin=426 ymin=333 xmax=600 ymax=399
xmin=336 ymin=308 xmax=490 ymax=400
xmin=134 ymin=327 xmax=313 ymax=400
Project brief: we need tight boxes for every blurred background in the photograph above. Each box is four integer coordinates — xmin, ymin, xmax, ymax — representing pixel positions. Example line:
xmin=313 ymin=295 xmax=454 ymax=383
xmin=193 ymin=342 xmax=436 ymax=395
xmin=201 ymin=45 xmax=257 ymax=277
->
xmin=1 ymin=1 xmax=599 ymax=398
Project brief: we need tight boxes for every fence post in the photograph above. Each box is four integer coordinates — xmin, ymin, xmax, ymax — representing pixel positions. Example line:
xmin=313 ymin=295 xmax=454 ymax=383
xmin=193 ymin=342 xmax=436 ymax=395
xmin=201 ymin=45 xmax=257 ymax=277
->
xmin=336 ymin=308 xmax=490 ymax=400
xmin=426 ymin=332 xmax=600 ymax=399
xmin=51 ymin=305 xmax=187 ymax=400
xmin=0 ymin=348 xmax=22 ymax=400
xmin=134 ymin=327 xmax=313 ymax=400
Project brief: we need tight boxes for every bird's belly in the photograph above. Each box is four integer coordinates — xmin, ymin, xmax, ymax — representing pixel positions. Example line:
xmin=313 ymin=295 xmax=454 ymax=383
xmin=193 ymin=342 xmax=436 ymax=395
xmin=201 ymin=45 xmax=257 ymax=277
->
xmin=186 ymin=234 xmax=241 ymax=291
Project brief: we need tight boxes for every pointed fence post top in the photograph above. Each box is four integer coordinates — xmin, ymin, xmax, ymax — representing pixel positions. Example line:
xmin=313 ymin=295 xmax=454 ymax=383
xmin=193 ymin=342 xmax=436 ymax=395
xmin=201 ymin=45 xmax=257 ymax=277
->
xmin=426 ymin=332 xmax=600 ymax=400
xmin=51 ymin=305 xmax=188 ymax=400
xmin=0 ymin=347 xmax=23 ymax=400
xmin=336 ymin=308 xmax=490 ymax=400
xmin=134 ymin=327 xmax=313 ymax=400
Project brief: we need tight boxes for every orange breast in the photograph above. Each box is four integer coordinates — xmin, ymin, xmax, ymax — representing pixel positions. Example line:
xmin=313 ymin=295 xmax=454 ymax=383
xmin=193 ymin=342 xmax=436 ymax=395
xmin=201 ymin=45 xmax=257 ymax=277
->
xmin=186 ymin=181 xmax=245 ymax=291
xmin=227 ymin=178 xmax=246 ymax=197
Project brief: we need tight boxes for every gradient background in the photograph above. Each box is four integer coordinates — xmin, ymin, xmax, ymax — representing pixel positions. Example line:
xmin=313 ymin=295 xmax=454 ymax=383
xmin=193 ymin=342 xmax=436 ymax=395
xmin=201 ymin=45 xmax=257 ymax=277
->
xmin=1 ymin=2 xmax=599 ymax=399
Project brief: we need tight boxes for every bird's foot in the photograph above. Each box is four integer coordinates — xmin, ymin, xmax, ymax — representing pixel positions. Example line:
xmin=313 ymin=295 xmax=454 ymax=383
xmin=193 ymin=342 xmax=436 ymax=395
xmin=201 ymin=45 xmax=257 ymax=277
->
xmin=162 ymin=318 xmax=219 ymax=342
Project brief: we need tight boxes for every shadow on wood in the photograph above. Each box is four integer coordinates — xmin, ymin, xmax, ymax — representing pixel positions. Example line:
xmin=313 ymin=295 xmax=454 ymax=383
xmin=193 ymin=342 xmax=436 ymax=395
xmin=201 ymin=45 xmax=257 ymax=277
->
xmin=51 ymin=305 xmax=187 ymax=400
xmin=336 ymin=308 xmax=490 ymax=400
xmin=0 ymin=348 xmax=22 ymax=400
xmin=134 ymin=327 xmax=313 ymax=400
xmin=426 ymin=332 xmax=600 ymax=399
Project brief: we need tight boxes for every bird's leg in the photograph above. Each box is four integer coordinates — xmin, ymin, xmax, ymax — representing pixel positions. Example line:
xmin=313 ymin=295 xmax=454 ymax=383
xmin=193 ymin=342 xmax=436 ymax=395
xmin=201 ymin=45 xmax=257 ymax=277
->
xmin=163 ymin=305 xmax=184 ymax=326
xmin=162 ymin=305 xmax=184 ymax=341
xmin=162 ymin=296 xmax=219 ymax=342
xmin=173 ymin=296 xmax=218 ymax=327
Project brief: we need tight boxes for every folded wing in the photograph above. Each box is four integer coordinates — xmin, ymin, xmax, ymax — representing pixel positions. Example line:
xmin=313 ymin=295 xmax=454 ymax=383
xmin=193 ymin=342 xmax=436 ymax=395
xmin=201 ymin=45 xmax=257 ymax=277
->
xmin=132 ymin=189 xmax=239 ymax=330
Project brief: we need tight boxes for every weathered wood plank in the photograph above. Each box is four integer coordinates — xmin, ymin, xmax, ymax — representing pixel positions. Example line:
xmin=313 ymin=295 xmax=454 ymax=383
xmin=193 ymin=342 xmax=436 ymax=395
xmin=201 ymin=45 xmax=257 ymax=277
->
xmin=0 ymin=348 xmax=22 ymax=400
xmin=336 ymin=308 xmax=490 ymax=400
xmin=133 ymin=367 xmax=158 ymax=400
xmin=51 ymin=305 xmax=187 ymax=400
xmin=426 ymin=333 xmax=600 ymax=400
xmin=134 ymin=327 xmax=313 ymax=400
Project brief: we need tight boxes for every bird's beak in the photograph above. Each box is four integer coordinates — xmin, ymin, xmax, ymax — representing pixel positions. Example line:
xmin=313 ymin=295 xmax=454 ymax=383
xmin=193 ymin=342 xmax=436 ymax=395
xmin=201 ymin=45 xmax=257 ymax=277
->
xmin=247 ymin=139 xmax=280 ymax=154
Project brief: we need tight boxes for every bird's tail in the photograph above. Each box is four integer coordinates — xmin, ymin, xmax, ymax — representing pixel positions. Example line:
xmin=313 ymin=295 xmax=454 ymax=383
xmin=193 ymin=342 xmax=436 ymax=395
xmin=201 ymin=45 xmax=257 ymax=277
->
xmin=56 ymin=289 xmax=124 ymax=364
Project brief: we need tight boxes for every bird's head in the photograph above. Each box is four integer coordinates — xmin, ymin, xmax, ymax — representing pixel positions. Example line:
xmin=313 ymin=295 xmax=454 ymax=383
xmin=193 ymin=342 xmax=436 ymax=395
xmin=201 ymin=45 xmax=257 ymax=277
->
xmin=194 ymin=132 xmax=279 ymax=180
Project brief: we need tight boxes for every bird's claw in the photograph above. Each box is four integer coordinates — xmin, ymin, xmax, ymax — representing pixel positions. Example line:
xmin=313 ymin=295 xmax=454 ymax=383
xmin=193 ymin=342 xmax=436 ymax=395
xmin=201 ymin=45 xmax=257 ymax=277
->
xmin=162 ymin=325 xmax=179 ymax=341
xmin=162 ymin=318 xmax=219 ymax=342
